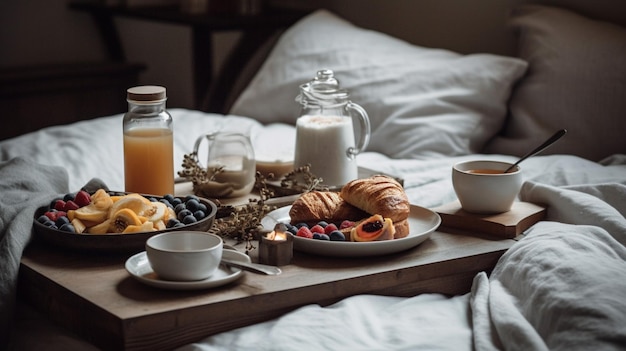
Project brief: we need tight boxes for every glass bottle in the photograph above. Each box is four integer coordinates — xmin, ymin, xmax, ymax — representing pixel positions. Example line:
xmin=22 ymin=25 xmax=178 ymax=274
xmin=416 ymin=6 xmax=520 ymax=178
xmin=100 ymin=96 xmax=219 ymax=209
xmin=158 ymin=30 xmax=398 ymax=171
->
xmin=123 ymin=85 xmax=174 ymax=195
xmin=294 ymin=70 xmax=370 ymax=188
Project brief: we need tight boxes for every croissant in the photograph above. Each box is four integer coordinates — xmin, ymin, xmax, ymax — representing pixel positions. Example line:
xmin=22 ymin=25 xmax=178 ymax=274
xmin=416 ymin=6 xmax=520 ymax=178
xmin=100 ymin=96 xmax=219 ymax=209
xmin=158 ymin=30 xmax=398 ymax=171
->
xmin=340 ymin=175 xmax=410 ymax=223
xmin=289 ymin=191 xmax=368 ymax=225
xmin=393 ymin=219 xmax=410 ymax=238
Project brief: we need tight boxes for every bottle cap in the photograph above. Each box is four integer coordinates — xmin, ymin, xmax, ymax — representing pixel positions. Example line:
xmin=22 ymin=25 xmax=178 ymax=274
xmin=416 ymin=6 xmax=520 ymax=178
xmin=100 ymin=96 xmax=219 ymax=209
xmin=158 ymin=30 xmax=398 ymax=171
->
xmin=127 ymin=86 xmax=167 ymax=102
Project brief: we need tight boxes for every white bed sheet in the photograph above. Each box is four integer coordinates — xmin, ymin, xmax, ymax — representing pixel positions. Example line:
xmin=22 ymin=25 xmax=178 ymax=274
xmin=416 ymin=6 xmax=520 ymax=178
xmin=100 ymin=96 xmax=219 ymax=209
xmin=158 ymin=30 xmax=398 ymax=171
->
xmin=2 ymin=109 xmax=625 ymax=351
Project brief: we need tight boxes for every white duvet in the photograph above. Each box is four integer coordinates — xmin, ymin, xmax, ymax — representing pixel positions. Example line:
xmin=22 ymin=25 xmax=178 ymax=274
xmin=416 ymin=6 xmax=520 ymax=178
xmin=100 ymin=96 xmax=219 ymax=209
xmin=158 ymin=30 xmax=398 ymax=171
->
xmin=2 ymin=109 xmax=625 ymax=351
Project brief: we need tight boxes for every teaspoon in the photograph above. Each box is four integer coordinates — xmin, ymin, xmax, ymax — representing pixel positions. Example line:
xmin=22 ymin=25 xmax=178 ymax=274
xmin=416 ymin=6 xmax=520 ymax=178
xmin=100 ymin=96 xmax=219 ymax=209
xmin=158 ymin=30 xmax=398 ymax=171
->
xmin=504 ymin=129 xmax=567 ymax=173
xmin=221 ymin=257 xmax=282 ymax=275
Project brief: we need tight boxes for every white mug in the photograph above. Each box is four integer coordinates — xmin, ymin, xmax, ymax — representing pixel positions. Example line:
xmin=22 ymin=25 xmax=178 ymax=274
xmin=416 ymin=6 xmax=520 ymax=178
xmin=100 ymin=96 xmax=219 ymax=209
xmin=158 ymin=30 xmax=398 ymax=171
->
xmin=146 ymin=232 xmax=223 ymax=281
xmin=452 ymin=160 xmax=523 ymax=214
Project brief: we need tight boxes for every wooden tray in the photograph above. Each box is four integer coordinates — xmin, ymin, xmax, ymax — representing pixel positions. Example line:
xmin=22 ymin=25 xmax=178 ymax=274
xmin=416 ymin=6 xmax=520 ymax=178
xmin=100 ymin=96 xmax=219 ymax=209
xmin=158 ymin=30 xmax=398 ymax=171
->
xmin=433 ymin=201 xmax=546 ymax=239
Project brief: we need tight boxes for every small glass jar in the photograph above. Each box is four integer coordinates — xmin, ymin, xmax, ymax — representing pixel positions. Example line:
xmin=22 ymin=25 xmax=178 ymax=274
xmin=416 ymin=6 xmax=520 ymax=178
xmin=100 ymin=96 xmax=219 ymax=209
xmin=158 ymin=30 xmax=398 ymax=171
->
xmin=123 ymin=86 xmax=174 ymax=196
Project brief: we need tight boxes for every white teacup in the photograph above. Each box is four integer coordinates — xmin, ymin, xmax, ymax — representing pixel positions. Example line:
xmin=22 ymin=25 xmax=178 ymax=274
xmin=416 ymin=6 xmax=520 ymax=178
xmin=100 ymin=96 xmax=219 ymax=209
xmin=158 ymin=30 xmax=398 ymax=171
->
xmin=146 ymin=231 xmax=223 ymax=281
xmin=452 ymin=160 xmax=523 ymax=214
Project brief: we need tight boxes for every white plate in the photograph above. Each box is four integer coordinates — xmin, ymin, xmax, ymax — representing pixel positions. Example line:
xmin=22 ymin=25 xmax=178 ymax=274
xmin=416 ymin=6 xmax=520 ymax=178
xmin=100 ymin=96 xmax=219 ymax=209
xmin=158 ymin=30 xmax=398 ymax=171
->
xmin=261 ymin=205 xmax=441 ymax=257
xmin=125 ymin=249 xmax=248 ymax=290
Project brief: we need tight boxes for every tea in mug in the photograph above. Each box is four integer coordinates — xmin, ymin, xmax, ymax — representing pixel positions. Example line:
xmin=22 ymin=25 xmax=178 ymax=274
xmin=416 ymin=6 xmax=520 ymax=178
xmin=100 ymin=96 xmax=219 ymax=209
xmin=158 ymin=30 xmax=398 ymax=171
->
xmin=466 ymin=169 xmax=504 ymax=174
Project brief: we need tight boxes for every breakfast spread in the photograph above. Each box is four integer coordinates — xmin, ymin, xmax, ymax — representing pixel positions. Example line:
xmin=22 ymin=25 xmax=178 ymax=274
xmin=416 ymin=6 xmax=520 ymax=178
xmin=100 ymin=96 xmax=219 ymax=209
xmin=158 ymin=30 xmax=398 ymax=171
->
xmin=287 ymin=175 xmax=410 ymax=241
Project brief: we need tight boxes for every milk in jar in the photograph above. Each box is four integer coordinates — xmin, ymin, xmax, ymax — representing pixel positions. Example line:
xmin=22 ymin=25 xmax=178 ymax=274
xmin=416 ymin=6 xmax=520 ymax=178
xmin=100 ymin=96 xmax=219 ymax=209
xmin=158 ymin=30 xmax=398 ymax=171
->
xmin=293 ymin=70 xmax=370 ymax=189
xmin=294 ymin=115 xmax=358 ymax=187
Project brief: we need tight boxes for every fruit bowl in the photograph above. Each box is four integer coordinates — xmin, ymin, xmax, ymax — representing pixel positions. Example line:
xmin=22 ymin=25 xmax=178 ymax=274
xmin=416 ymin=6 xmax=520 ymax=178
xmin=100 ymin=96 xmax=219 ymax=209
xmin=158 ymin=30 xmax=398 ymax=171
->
xmin=32 ymin=192 xmax=217 ymax=253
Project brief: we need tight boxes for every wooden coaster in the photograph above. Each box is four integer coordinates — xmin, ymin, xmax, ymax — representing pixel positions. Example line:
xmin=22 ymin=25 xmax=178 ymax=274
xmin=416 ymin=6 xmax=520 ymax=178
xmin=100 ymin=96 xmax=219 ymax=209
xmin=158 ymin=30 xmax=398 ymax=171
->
xmin=433 ymin=201 xmax=546 ymax=239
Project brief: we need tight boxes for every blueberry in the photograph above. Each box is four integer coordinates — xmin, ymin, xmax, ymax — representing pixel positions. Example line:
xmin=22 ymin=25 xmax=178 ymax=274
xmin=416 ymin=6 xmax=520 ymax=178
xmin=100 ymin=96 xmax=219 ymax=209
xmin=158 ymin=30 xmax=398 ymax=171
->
xmin=182 ymin=214 xmax=197 ymax=224
xmin=295 ymin=222 xmax=309 ymax=229
xmin=177 ymin=209 xmax=192 ymax=221
xmin=163 ymin=194 xmax=176 ymax=203
xmin=317 ymin=221 xmax=329 ymax=228
xmin=312 ymin=233 xmax=322 ymax=240
xmin=148 ymin=197 xmax=158 ymax=202
xmin=197 ymin=203 xmax=208 ymax=213
xmin=59 ymin=223 xmax=76 ymax=233
xmin=329 ymin=230 xmax=346 ymax=241
xmin=174 ymin=203 xmax=186 ymax=214
xmin=185 ymin=198 xmax=201 ymax=212
xmin=284 ymin=223 xmax=297 ymax=234
xmin=159 ymin=198 xmax=173 ymax=209
xmin=173 ymin=222 xmax=185 ymax=228
xmin=185 ymin=194 xmax=200 ymax=202
xmin=37 ymin=215 xmax=50 ymax=224
xmin=166 ymin=218 xmax=180 ymax=228
xmin=171 ymin=197 xmax=183 ymax=207
xmin=41 ymin=219 xmax=56 ymax=227
xmin=193 ymin=210 xmax=206 ymax=220
xmin=318 ymin=234 xmax=330 ymax=240
xmin=55 ymin=216 xmax=70 ymax=227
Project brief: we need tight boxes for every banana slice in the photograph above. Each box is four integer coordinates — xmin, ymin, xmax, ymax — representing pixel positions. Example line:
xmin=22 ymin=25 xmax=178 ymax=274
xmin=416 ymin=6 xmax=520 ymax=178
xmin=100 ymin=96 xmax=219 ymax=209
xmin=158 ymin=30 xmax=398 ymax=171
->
xmin=108 ymin=194 xmax=151 ymax=219
xmin=71 ymin=218 xmax=87 ymax=234
xmin=87 ymin=218 xmax=112 ymax=234
xmin=91 ymin=189 xmax=113 ymax=211
xmin=110 ymin=208 xmax=143 ymax=233
xmin=140 ymin=201 xmax=168 ymax=223
xmin=122 ymin=221 xmax=155 ymax=234
xmin=70 ymin=204 xmax=109 ymax=223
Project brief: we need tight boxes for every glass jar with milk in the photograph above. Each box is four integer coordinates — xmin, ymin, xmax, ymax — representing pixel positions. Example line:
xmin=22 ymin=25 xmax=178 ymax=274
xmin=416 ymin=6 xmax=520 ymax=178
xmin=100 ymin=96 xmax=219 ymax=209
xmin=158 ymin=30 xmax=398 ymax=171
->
xmin=294 ymin=70 xmax=371 ymax=189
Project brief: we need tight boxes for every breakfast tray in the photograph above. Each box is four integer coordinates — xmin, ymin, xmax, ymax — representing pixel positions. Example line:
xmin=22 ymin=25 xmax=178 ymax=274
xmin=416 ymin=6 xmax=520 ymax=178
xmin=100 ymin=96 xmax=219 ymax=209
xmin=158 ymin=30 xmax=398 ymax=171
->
xmin=433 ymin=201 xmax=546 ymax=239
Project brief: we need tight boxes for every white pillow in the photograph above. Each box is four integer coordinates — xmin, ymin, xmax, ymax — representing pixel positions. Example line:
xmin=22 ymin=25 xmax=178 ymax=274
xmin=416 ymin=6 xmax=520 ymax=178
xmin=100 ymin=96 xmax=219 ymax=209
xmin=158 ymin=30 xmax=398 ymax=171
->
xmin=230 ymin=9 xmax=527 ymax=159
xmin=484 ymin=5 xmax=626 ymax=161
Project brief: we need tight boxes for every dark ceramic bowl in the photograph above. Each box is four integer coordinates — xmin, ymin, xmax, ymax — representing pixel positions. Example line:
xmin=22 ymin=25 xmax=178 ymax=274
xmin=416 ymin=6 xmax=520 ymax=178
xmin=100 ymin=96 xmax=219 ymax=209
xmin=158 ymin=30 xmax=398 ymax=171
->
xmin=32 ymin=193 xmax=217 ymax=254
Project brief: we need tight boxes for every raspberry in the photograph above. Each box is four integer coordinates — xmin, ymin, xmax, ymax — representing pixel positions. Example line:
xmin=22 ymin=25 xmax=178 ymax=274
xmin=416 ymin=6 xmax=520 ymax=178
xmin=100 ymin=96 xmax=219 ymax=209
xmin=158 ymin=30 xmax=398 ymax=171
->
xmin=324 ymin=223 xmax=338 ymax=235
xmin=73 ymin=190 xmax=91 ymax=207
xmin=53 ymin=200 xmax=66 ymax=211
xmin=44 ymin=210 xmax=66 ymax=222
xmin=340 ymin=220 xmax=355 ymax=229
xmin=44 ymin=211 xmax=59 ymax=221
xmin=296 ymin=226 xmax=313 ymax=239
xmin=63 ymin=200 xmax=80 ymax=211
xmin=316 ymin=221 xmax=329 ymax=228
xmin=310 ymin=224 xmax=325 ymax=234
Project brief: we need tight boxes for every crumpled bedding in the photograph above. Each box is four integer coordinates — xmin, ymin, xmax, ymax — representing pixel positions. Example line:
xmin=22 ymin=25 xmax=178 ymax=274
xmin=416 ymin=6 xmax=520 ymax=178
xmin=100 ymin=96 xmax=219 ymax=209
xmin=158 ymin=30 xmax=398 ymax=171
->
xmin=471 ymin=181 xmax=626 ymax=351
xmin=176 ymin=173 xmax=626 ymax=351
xmin=1 ymin=109 xmax=625 ymax=350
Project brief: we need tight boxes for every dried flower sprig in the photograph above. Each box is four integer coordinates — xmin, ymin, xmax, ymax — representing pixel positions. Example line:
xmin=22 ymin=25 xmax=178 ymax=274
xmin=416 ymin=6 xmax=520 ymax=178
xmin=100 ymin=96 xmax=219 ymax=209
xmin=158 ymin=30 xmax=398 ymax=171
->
xmin=280 ymin=164 xmax=328 ymax=193
xmin=209 ymin=173 xmax=277 ymax=253
xmin=179 ymin=152 xmax=326 ymax=252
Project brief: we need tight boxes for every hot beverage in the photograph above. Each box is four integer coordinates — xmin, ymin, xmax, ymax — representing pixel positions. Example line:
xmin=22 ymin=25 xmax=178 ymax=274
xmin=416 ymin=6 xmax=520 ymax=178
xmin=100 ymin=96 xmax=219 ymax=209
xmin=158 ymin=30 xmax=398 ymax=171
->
xmin=466 ymin=169 xmax=505 ymax=174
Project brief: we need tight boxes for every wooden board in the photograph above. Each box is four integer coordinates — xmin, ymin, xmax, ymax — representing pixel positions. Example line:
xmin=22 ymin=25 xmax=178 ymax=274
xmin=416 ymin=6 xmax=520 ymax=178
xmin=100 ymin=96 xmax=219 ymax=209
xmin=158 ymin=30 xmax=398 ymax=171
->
xmin=434 ymin=201 xmax=546 ymax=239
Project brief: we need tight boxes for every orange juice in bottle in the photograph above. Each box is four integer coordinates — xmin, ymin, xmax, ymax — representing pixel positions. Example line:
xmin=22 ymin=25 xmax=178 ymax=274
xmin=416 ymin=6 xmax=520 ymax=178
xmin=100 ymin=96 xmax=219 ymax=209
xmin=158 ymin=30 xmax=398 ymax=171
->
xmin=123 ymin=86 xmax=174 ymax=195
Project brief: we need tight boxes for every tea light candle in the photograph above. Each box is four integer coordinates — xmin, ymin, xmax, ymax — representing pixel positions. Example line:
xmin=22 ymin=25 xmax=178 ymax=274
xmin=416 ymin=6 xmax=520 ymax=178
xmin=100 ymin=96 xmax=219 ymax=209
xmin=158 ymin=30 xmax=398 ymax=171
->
xmin=258 ymin=224 xmax=293 ymax=266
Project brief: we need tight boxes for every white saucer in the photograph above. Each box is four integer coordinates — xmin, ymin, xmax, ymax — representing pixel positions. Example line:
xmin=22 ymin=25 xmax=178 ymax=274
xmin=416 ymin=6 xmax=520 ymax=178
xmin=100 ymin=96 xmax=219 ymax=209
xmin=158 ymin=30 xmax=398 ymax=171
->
xmin=125 ymin=249 xmax=248 ymax=290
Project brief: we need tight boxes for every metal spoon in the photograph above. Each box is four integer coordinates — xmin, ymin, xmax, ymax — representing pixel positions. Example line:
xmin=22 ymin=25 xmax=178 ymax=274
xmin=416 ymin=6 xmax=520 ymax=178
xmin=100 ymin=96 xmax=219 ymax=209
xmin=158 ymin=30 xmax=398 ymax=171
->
xmin=504 ymin=129 xmax=567 ymax=173
xmin=221 ymin=257 xmax=282 ymax=275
